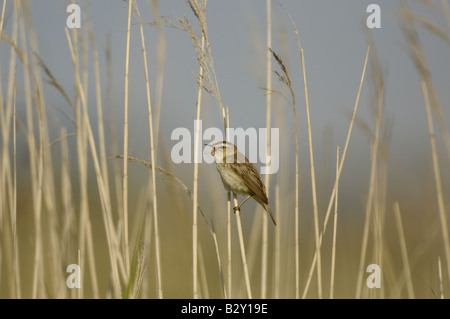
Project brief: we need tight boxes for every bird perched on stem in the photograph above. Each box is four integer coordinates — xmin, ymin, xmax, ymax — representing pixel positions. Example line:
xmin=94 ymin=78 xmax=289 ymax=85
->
xmin=207 ymin=141 xmax=276 ymax=226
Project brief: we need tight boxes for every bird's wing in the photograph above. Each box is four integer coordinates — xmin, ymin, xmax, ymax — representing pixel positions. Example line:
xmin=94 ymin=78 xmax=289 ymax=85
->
xmin=230 ymin=162 xmax=269 ymax=204
xmin=224 ymin=149 xmax=247 ymax=164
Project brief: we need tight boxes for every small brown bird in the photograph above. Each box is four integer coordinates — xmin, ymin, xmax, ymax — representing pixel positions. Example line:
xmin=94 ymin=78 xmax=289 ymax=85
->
xmin=208 ymin=141 xmax=276 ymax=226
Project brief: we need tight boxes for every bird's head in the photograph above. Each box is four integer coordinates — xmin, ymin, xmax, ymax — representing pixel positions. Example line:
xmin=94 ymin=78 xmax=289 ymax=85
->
xmin=206 ymin=141 xmax=245 ymax=164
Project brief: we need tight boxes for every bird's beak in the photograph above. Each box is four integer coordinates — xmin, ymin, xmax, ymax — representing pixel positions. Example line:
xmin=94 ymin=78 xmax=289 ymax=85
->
xmin=203 ymin=144 xmax=214 ymax=155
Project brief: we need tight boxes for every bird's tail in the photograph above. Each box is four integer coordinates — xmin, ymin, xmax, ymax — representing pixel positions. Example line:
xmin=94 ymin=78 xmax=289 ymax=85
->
xmin=264 ymin=204 xmax=277 ymax=226
xmin=254 ymin=196 xmax=277 ymax=226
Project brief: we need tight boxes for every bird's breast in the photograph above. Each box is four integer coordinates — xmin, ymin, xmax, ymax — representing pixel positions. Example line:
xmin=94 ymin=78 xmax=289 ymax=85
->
xmin=216 ymin=163 xmax=251 ymax=195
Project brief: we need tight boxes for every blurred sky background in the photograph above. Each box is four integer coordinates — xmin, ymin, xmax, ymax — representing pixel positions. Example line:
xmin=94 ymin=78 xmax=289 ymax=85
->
xmin=2 ymin=0 xmax=450 ymax=215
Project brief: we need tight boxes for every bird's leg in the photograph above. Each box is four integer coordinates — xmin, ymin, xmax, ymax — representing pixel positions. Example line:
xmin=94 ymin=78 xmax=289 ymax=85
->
xmin=233 ymin=195 xmax=252 ymax=213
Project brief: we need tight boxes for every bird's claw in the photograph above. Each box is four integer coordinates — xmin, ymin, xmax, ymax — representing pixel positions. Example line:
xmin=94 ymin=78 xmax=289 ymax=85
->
xmin=233 ymin=206 xmax=240 ymax=213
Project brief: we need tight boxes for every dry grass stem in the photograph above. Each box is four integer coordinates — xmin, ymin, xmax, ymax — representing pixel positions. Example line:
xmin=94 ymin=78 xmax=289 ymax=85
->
xmin=132 ymin=0 xmax=163 ymax=298
xmin=393 ymin=202 xmax=414 ymax=299
xmin=302 ymin=46 xmax=370 ymax=298
xmin=329 ymin=146 xmax=340 ymax=299
xmin=421 ymin=80 xmax=450 ymax=284
xmin=122 ymin=0 xmax=133 ymax=278
xmin=438 ymin=256 xmax=444 ymax=299
xmin=191 ymin=0 xmax=207 ymax=300
xmin=234 ymin=194 xmax=252 ymax=299
xmin=261 ymin=0 xmax=272 ymax=300
xmin=269 ymin=46 xmax=300 ymax=298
